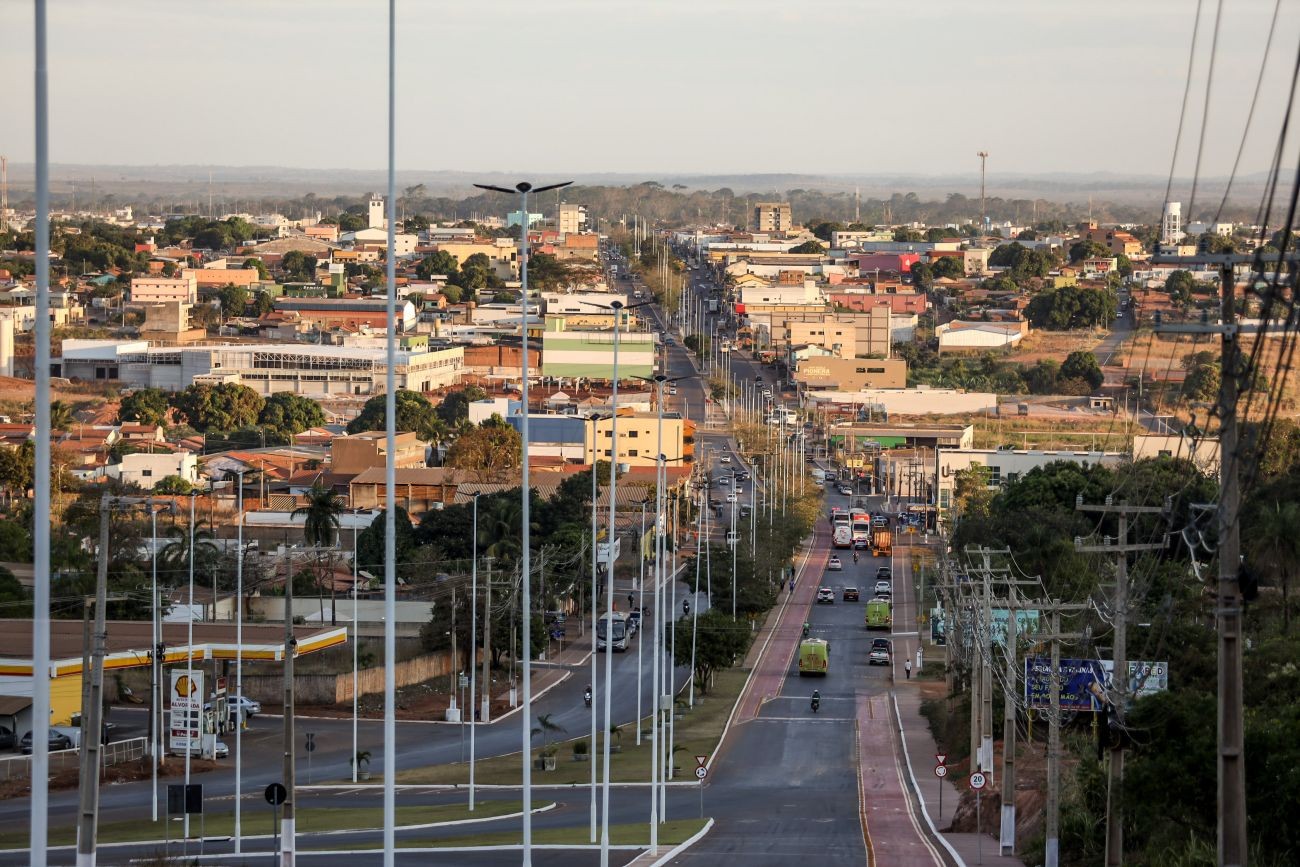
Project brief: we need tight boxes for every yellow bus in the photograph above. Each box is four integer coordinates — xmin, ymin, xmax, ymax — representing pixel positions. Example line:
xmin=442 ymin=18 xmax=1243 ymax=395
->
xmin=798 ymin=638 xmax=829 ymax=676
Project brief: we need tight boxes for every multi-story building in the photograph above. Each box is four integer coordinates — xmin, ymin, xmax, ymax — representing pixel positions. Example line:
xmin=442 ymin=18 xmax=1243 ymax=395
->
xmin=273 ymin=297 xmax=418 ymax=332
xmin=750 ymin=202 xmax=793 ymax=233
xmin=106 ymin=450 xmax=199 ymax=489
xmin=130 ymin=275 xmax=198 ymax=305
xmin=936 ymin=448 xmax=1125 ymax=511
xmin=1083 ymin=225 xmax=1144 ymax=258
xmin=557 ymin=203 xmax=588 ymax=235
xmin=1161 ymin=202 xmax=1183 ymax=246
xmin=783 ymin=308 xmax=893 ymax=358
xmin=540 ymin=319 xmax=657 ymax=381
xmin=792 ymin=357 xmax=907 ymax=391
xmin=181 ymin=267 xmax=261 ymax=290
xmin=331 ymin=430 xmax=427 ymax=474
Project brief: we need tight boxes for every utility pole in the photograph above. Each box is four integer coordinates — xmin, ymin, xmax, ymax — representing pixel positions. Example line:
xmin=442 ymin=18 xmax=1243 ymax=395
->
xmin=1038 ymin=599 xmax=1088 ymax=867
xmin=75 ymin=495 xmax=111 ymax=867
xmin=1152 ymin=252 xmax=1268 ymax=865
xmin=1075 ymin=498 xmax=1166 ymax=866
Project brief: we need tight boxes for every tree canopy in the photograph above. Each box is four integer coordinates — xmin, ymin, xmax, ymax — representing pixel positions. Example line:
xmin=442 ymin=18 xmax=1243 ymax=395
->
xmin=346 ymin=390 xmax=438 ymax=438
xmin=171 ymin=383 xmax=264 ymax=433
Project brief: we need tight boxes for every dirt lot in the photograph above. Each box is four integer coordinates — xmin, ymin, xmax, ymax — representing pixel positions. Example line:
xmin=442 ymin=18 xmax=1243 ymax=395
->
xmin=0 ymin=756 xmax=217 ymax=800
xmin=1007 ymin=329 xmax=1109 ymax=364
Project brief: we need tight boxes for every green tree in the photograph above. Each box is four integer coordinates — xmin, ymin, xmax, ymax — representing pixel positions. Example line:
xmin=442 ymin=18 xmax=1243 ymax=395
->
xmin=1024 ymin=359 xmax=1060 ymax=394
xmin=930 ymin=256 xmax=965 ymax=280
xmin=117 ymin=388 xmax=170 ymax=426
xmin=0 ymin=522 xmax=33 ymax=561
xmin=445 ymin=418 xmax=523 ymax=482
xmin=787 ymin=240 xmax=825 ymax=254
xmin=910 ymin=262 xmax=934 ymax=290
xmin=809 ymin=221 xmax=844 ymax=242
xmin=242 ymin=257 xmax=268 ymax=280
xmin=153 ymin=475 xmax=193 ymax=495
xmin=1181 ymin=351 xmax=1220 ymax=402
xmin=357 ymin=507 xmax=420 ymax=577
xmin=247 ymin=291 xmax=275 ymax=318
xmin=291 ymin=482 xmax=346 ymax=547
xmin=1244 ymin=500 xmax=1300 ymax=632
xmin=670 ymin=608 xmax=753 ymax=693
xmin=216 ymin=284 xmax=249 ymax=317
xmin=1165 ymin=270 xmax=1196 ymax=310
xmin=952 ymin=465 xmax=994 ymax=522
xmin=171 ymin=383 xmax=265 ymax=433
xmin=259 ymin=392 xmax=325 ymax=442
xmin=158 ymin=519 xmax=221 ymax=585
xmin=346 ymin=389 xmax=438 ymax=438
xmin=416 ymin=250 xmax=461 ymax=282
xmin=1068 ymin=239 xmax=1110 ymax=262
xmin=525 ymin=252 xmax=571 ymax=291
xmin=280 ymin=250 xmax=317 ymax=281
xmin=50 ymin=401 xmax=74 ymax=432
xmin=434 ymin=385 xmax=488 ymax=426
xmin=0 ymin=566 xmax=32 ymax=617
xmin=0 ymin=442 xmax=34 ymax=494
xmin=1060 ymin=350 xmax=1103 ymax=391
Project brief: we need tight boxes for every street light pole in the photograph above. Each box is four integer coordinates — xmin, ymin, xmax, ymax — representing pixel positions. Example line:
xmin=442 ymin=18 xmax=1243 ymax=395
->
xmin=234 ymin=471 xmax=245 ymax=852
xmin=469 ymin=492 xmax=480 ymax=810
xmin=475 ymin=180 xmax=571 ymax=865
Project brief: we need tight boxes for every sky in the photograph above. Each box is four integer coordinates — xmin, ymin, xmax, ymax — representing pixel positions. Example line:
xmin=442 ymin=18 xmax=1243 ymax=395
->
xmin=2 ymin=0 xmax=1299 ymax=179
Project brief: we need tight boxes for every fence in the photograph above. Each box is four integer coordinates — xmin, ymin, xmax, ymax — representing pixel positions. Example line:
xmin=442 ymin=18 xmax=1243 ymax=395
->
xmin=237 ymin=649 xmax=481 ymax=706
xmin=0 ymin=736 xmax=149 ymax=782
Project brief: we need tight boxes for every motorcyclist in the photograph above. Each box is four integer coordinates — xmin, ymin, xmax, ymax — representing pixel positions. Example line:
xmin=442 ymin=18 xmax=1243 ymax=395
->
xmin=802 ymin=622 xmax=810 ymax=639
xmin=584 ymin=685 xmax=592 ymax=708
xmin=811 ymin=690 xmax=821 ymax=713
xmin=853 ymin=550 xmax=859 ymax=563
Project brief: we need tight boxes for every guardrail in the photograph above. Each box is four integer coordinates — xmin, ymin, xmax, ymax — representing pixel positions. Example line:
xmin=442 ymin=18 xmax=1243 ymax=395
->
xmin=0 ymin=736 xmax=149 ymax=782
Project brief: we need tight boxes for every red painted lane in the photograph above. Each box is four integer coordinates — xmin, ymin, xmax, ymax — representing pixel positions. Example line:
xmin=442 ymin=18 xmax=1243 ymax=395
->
xmin=858 ymin=694 xmax=944 ymax=867
xmin=734 ymin=521 xmax=832 ymax=723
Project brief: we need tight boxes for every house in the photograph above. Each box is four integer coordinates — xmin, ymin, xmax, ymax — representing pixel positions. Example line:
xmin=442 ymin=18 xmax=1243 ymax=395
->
xmin=107 ymin=450 xmax=199 ymax=489
xmin=330 ymin=430 xmax=428 ymax=475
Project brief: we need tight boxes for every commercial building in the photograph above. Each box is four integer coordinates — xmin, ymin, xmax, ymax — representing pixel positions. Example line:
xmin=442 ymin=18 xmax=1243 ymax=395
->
xmin=751 ymin=202 xmax=793 ymax=233
xmin=56 ymin=340 xmax=464 ymax=397
xmin=181 ymin=267 xmax=261 ymax=290
xmin=130 ymin=275 xmax=198 ymax=305
xmin=793 ymin=357 xmax=906 ymax=390
xmin=581 ymin=411 xmax=687 ymax=467
xmin=540 ymin=319 xmax=657 ymax=381
xmin=935 ymin=320 xmax=1028 ymax=354
xmin=784 ymin=309 xmax=893 ymax=358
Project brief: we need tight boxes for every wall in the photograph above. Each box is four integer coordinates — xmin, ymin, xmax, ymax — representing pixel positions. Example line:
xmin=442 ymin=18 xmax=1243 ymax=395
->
xmin=236 ymin=648 xmax=479 ymax=705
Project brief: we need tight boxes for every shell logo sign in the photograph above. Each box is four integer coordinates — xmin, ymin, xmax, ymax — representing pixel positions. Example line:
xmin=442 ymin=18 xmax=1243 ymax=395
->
xmin=173 ymin=675 xmax=198 ymax=700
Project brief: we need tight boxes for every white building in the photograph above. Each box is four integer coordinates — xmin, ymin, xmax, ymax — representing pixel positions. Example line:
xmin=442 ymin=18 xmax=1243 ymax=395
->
xmin=738 ymin=283 xmax=825 ymax=306
xmin=56 ymin=340 xmax=464 ymax=397
xmin=107 ymin=450 xmax=199 ymax=489
xmin=936 ymin=447 xmax=1125 ymax=511
xmin=935 ymin=321 xmax=1026 ymax=354
xmin=368 ymin=194 xmax=386 ymax=230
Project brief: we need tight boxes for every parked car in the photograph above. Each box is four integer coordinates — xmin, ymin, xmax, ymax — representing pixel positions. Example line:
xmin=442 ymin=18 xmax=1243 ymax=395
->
xmin=874 ymin=581 xmax=892 ymax=597
xmin=827 ymin=556 xmax=842 ymax=571
xmin=816 ymin=587 xmax=835 ymax=604
xmin=0 ymin=726 xmax=14 ymax=750
xmin=20 ymin=730 xmax=73 ymax=754
xmin=842 ymin=587 xmax=860 ymax=602
xmin=177 ymin=740 xmax=229 ymax=759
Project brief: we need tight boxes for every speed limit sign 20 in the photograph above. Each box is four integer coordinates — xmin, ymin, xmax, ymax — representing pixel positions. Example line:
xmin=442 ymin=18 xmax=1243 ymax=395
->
xmin=969 ymin=771 xmax=987 ymax=790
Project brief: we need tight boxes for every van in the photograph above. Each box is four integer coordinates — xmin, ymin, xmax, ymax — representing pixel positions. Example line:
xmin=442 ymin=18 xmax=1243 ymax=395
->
xmin=811 ymin=468 xmax=826 ymax=483
xmin=798 ymin=639 xmax=829 ymax=676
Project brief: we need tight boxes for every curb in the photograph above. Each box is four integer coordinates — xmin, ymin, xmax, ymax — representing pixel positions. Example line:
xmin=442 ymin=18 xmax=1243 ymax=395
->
xmin=890 ymin=692 xmax=966 ymax=867
xmin=649 ymin=817 xmax=715 ymax=866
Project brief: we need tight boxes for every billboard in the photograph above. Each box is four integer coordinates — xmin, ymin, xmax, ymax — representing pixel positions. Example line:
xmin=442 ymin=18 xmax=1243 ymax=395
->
xmin=989 ymin=609 xmax=1040 ymax=647
xmin=1025 ymin=657 xmax=1170 ymax=710
xmin=1024 ymin=657 xmax=1106 ymax=711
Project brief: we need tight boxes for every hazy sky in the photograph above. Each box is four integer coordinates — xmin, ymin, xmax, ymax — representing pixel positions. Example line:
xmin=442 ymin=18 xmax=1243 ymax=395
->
xmin=2 ymin=0 xmax=1299 ymax=178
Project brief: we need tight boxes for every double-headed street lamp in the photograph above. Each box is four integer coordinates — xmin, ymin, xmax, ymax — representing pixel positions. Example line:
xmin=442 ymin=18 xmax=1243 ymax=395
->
xmin=473 ymin=179 xmax=572 ymax=864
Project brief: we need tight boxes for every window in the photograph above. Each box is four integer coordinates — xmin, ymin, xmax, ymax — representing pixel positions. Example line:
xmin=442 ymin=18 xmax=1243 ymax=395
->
xmin=141 ymin=469 xmax=153 ymax=477
xmin=627 ymin=430 xmax=638 ymax=438
xmin=988 ymin=465 xmax=1002 ymax=486
xmin=627 ymin=449 xmax=639 ymax=457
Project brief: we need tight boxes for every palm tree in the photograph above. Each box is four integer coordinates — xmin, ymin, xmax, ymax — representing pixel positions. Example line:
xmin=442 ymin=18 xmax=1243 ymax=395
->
xmin=158 ymin=520 xmax=220 ymax=586
xmin=1245 ymin=500 xmax=1300 ymax=632
xmin=291 ymin=482 xmax=345 ymax=547
xmin=531 ymin=713 xmax=566 ymax=753
xmin=479 ymin=497 xmax=523 ymax=564
xmin=49 ymin=401 xmax=74 ymax=432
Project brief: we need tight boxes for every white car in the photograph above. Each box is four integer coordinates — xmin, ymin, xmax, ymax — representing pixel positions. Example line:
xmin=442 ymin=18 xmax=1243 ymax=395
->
xmin=816 ymin=588 xmax=835 ymax=604
xmin=726 ymin=493 xmax=738 ymax=503
xmin=874 ymin=581 xmax=892 ymax=596
xmin=827 ymin=556 xmax=842 ymax=571
xmin=720 ymin=455 xmax=732 ymax=464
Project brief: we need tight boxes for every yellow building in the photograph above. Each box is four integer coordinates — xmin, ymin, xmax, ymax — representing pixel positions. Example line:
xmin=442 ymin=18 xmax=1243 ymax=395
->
xmin=434 ymin=241 xmax=519 ymax=281
xmin=584 ymin=411 xmax=686 ymax=467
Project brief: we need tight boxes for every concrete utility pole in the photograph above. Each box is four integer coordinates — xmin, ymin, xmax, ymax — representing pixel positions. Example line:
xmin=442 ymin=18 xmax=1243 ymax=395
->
xmin=1075 ymin=499 xmax=1165 ymax=866
xmin=75 ymin=495 xmax=112 ymax=867
xmin=1038 ymin=600 xmax=1088 ymax=867
xmin=1153 ymin=253 xmax=1266 ymax=865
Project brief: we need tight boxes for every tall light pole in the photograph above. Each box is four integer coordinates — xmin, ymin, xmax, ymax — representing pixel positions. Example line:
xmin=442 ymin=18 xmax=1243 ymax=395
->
xmin=185 ymin=491 xmax=196 ymax=840
xmin=351 ymin=522 xmax=359 ymax=785
xmin=582 ymin=411 xmax=607 ymax=842
xmin=469 ymin=492 xmax=481 ymax=810
xmin=474 ymin=179 xmax=572 ymax=865
xmin=234 ymin=471 xmax=245 ymax=852
xmin=382 ymin=2 xmax=398 ymax=864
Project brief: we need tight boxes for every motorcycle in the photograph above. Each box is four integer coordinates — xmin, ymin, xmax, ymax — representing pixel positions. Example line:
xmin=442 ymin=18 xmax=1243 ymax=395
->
xmin=811 ymin=691 xmax=821 ymax=714
xmin=802 ymin=622 xmax=810 ymax=639
xmin=584 ymin=687 xmax=592 ymax=709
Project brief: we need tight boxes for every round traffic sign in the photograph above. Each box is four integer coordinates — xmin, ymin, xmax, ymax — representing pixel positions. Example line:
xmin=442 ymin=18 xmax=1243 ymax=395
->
xmin=969 ymin=772 xmax=987 ymax=790
xmin=934 ymin=765 xmax=948 ymax=778
xmin=265 ymin=783 xmax=287 ymax=806
xmin=694 ymin=766 xmax=708 ymax=780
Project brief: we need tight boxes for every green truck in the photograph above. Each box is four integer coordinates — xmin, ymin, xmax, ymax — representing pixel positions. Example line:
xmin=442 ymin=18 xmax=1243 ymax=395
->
xmin=798 ymin=638 xmax=829 ymax=676
xmin=865 ymin=599 xmax=892 ymax=630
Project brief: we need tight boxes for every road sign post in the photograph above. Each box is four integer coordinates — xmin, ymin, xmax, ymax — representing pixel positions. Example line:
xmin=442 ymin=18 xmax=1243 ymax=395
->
xmin=695 ymin=755 xmax=709 ymax=818
xmin=935 ymin=754 xmax=948 ymax=820
xmin=265 ymin=783 xmax=286 ymax=862
xmin=305 ymin=732 xmax=316 ymax=785
xmin=970 ymin=772 xmax=988 ymax=864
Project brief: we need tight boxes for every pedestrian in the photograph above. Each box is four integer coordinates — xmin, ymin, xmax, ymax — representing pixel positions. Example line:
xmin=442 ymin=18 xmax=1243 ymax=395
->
xmin=788 ymin=578 xmax=795 ymax=594
xmin=904 ymin=659 xmax=912 ymax=680
xmin=628 ymin=592 xmax=634 ymax=610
